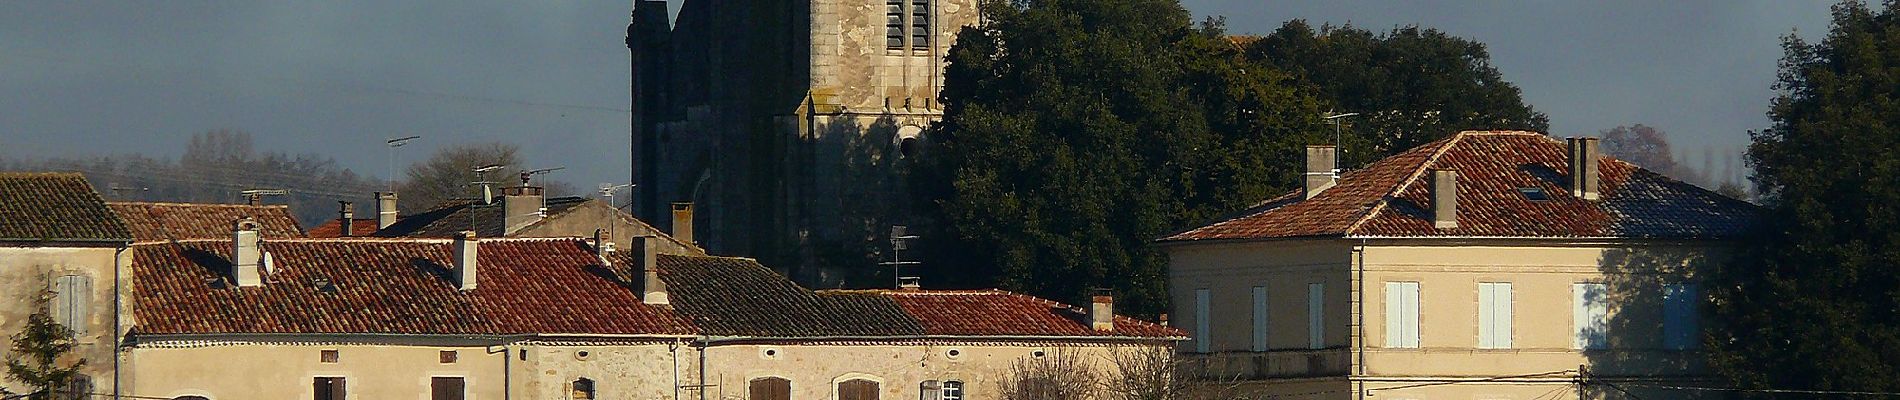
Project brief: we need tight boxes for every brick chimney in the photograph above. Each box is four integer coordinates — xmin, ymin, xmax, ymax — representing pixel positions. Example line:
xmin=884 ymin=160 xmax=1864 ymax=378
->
xmin=375 ymin=192 xmax=399 ymax=229
xmin=1090 ymin=292 xmax=1115 ymax=332
xmin=670 ymin=202 xmax=694 ymax=245
xmin=1304 ymin=145 xmax=1338 ymax=199
xmin=231 ymin=217 xmax=264 ymax=287
xmin=640 ymin=236 xmax=669 ymax=305
xmin=452 ymin=231 xmax=478 ymax=290
xmin=337 ymin=201 xmax=356 ymax=237
xmin=502 ymin=186 xmax=546 ymax=235
xmin=1431 ymin=169 xmax=1458 ymax=229
xmin=1568 ymin=137 xmax=1601 ymax=201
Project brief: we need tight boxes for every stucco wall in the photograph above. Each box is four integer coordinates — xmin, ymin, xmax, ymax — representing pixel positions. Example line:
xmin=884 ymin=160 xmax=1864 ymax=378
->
xmin=1167 ymin=239 xmax=1355 ymax=354
xmin=516 ymin=342 xmax=699 ymax=400
xmin=0 ymin=245 xmax=126 ymax=394
xmin=700 ymin=342 xmax=1168 ymax=400
xmin=517 ymin=201 xmax=704 ymax=256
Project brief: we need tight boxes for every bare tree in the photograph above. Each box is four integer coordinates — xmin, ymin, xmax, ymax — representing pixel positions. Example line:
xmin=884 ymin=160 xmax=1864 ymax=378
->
xmin=1001 ymin=350 xmax=1100 ymax=400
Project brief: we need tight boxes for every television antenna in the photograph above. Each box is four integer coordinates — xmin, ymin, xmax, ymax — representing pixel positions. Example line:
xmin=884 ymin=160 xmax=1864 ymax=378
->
xmin=239 ymin=189 xmax=288 ymax=206
xmin=519 ymin=167 xmax=567 ymax=185
xmin=107 ymin=183 xmax=148 ymax=200
xmin=1322 ymin=111 xmax=1359 ymax=172
xmin=877 ymin=225 xmax=922 ymax=289
xmin=598 ymin=183 xmax=637 ymax=249
xmin=385 ymin=136 xmax=422 ymax=192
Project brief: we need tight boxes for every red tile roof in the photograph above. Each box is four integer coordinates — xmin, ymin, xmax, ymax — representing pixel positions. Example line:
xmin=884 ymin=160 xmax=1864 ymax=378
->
xmin=133 ymin=238 xmax=695 ymax=336
xmin=306 ymin=218 xmax=379 ymax=238
xmin=0 ymin=173 xmax=131 ymax=242
xmin=1163 ymin=131 xmax=1758 ymax=241
xmin=109 ymin=202 xmax=305 ymax=243
xmin=878 ymin=290 xmax=1185 ymax=338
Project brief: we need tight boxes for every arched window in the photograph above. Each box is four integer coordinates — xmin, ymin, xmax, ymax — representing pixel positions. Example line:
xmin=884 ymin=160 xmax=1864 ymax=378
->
xmin=749 ymin=377 xmax=790 ymax=400
xmin=839 ymin=379 xmax=880 ymax=400
xmin=572 ymin=377 xmax=596 ymax=400
xmin=172 ymin=397 xmax=210 ymax=400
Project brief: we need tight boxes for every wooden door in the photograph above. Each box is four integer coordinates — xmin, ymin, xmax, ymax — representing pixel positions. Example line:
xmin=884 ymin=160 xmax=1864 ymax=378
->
xmin=431 ymin=377 xmax=465 ymax=400
xmin=749 ymin=377 xmax=790 ymax=400
xmin=839 ymin=379 xmax=879 ymax=400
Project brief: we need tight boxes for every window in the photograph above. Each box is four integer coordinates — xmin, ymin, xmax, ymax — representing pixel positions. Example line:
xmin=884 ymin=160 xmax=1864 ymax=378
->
xmin=885 ymin=0 xmax=905 ymax=48
xmin=56 ymin=375 xmax=91 ymax=400
xmin=910 ymin=0 xmax=931 ymax=49
xmin=1384 ymin=282 xmax=1421 ymax=348
xmin=1518 ymin=187 xmax=1551 ymax=201
xmin=1250 ymin=286 xmax=1268 ymax=351
xmin=941 ymin=380 xmax=963 ymax=400
xmin=1573 ymin=283 xmax=1608 ymax=349
xmin=431 ymin=377 xmax=465 ymax=400
xmin=749 ymin=377 xmax=790 ymax=400
xmin=313 ymin=377 xmax=346 ymax=400
xmin=1193 ymin=288 xmax=1210 ymax=353
xmin=1308 ymin=283 xmax=1325 ymax=349
xmin=439 ymin=350 xmax=458 ymax=364
xmin=1478 ymin=282 xmax=1513 ymax=349
xmin=51 ymin=275 xmax=90 ymax=335
xmin=572 ymin=378 xmax=596 ymax=400
xmin=840 ymin=379 xmax=880 ymax=400
xmin=1664 ymin=283 xmax=1700 ymax=350
xmin=320 ymin=349 xmax=339 ymax=363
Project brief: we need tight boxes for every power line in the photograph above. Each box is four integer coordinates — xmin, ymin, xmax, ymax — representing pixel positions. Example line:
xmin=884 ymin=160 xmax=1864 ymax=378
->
xmin=1622 ymin=382 xmax=1900 ymax=397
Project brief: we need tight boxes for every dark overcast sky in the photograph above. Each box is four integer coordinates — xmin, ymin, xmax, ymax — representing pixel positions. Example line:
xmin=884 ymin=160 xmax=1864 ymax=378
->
xmin=0 ymin=1 xmax=1838 ymax=189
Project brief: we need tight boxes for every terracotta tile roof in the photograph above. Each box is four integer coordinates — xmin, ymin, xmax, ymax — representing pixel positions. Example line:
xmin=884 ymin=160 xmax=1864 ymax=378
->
xmin=133 ymin=238 xmax=695 ymax=336
xmin=306 ymin=218 xmax=379 ymax=238
xmin=0 ymin=173 xmax=131 ymax=242
xmin=109 ymin=202 xmax=305 ymax=243
xmin=878 ymin=290 xmax=1185 ymax=338
xmin=376 ymin=197 xmax=588 ymax=238
xmin=1163 ymin=131 xmax=1759 ymax=241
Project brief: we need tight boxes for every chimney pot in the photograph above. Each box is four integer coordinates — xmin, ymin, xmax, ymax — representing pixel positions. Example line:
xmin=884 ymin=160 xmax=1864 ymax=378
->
xmin=670 ymin=202 xmax=694 ymax=245
xmin=338 ymin=201 xmax=356 ymax=237
xmin=640 ymin=236 xmax=669 ymax=305
xmin=231 ymin=217 xmax=264 ymax=287
xmin=1304 ymin=145 xmax=1338 ymax=199
xmin=1568 ymin=137 xmax=1602 ymax=200
xmin=375 ymin=192 xmax=399 ymax=229
xmin=1431 ymin=169 xmax=1458 ymax=229
xmin=452 ymin=231 xmax=478 ymax=290
xmin=1090 ymin=292 xmax=1115 ymax=332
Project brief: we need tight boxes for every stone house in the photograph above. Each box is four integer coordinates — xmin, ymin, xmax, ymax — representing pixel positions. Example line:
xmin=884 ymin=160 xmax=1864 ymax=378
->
xmin=1161 ymin=131 xmax=1757 ymax=399
xmin=305 ymin=184 xmax=704 ymax=256
xmin=108 ymin=201 xmax=305 ymax=242
xmin=0 ymin=173 xmax=135 ymax=398
xmin=627 ymin=0 xmax=980 ymax=283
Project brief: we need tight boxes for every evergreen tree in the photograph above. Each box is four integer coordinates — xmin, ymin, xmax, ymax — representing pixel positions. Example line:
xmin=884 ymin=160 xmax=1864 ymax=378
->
xmin=5 ymin=293 xmax=86 ymax=400
xmin=1709 ymin=1 xmax=1900 ymax=394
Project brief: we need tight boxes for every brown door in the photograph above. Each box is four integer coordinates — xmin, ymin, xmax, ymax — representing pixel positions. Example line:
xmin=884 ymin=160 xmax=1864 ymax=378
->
xmin=749 ymin=377 xmax=791 ymax=400
xmin=839 ymin=379 xmax=879 ymax=400
xmin=431 ymin=377 xmax=465 ymax=400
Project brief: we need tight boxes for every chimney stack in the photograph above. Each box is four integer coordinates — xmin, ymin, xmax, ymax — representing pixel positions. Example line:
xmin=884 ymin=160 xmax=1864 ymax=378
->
xmin=593 ymin=229 xmax=615 ymax=264
xmin=452 ymin=231 xmax=478 ymax=290
xmin=231 ymin=217 xmax=264 ymax=287
xmin=1090 ymin=291 xmax=1115 ymax=332
xmin=337 ymin=201 xmax=356 ymax=237
xmin=375 ymin=192 xmax=399 ymax=229
xmin=641 ymin=236 xmax=669 ymax=305
xmin=670 ymin=202 xmax=694 ymax=245
xmin=1304 ymin=145 xmax=1338 ymax=199
xmin=501 ymin=186 xmax=546 ymax=235
xmin=1568 ymin=137 xmax=1601 ymax=201
xmin=1431 ymin=169 xmax=1458 ymax=229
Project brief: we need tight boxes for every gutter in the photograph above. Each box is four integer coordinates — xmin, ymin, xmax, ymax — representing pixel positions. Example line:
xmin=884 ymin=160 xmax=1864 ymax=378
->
xmin=697 ymin=334 xmax=1189 ymax=344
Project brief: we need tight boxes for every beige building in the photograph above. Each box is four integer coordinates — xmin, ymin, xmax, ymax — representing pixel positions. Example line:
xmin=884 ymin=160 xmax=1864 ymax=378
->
xmin=628 ymin=0 xmax=980 ymax=283
xmin=0 ymin=173 xmax=135 ymax=398
xmin=311 ymin=183 xmax=705 ymax=256
xmin=1161 ymin=131 xmax=1756 ymax=399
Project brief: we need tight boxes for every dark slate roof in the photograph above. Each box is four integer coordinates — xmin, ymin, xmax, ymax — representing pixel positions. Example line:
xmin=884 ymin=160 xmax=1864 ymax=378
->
xmin=109 ymin=202 xmax=305 ymax=243
xmin=133 ymin=238 xmax=696 ymax=336
xmin=376 ymin=197 xmax=588 ymax=238
xmin=1164 ymin=131 xmax=1759 ymax=241
xmin=652 ymin=254 xmax=925 ymax=337
xmin=306 ymin=218 xmax=379 ymax=238
xmin=0 ymin=173 xmax=131 ymax=242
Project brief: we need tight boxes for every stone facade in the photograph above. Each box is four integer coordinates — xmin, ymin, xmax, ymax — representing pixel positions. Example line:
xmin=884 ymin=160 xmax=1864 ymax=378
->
xmin=628 ymin=0 xmax=979 ymax=284
xmin=0 ymin=245 xmax=129 ymax=397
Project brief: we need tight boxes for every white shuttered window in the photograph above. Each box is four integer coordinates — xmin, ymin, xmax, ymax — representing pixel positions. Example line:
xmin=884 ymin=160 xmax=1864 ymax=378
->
xmin=1194 ymin=288 xmax=1211 ymax=353
xmin=1573 ymin=283 xmax=1609 ymax=349
xmin=1384 ymin=282 xmax=1420 ymax=348
xmin=1308 ymin=283 xmax=1325 ymax=349
xmin=51 ymin=275 xmax=90 ymax=336
xmin=1250 ymin=286 xmax=1268 ymax=351
xmin=1663 ymin=283 xmax=1700 ymax=350
xmin=1477 ymin=282 xmax=1512 ymax=349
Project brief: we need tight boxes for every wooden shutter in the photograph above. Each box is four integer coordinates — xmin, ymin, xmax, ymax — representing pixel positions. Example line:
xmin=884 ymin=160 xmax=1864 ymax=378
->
xmin=749 ymin=377 xmax=790 ymax=400
xmin=839 ymin=379 xmax=879 ymax=400
xmin=1308 ymin=283 xmax=1325 ymax=349
xmin=1385 ymin=282 xmax=1419 ymax=348
xmin=1573 ymin=283 xmax=1608 ymax=349
xmin=1193 ymin=288 xmax=1210 ymax=353
xmin=432 ymin=377 xmax=465 ymax=400
xmin=1479 ymin=283 xmax=1513 ymax=349
xmin=51 ymin=275 xmax=89 ymax=335
xmin=1251 ymin=285 xmax=1268 ymax=351
xmin=920 ymin=380 xmax=942 ymax=400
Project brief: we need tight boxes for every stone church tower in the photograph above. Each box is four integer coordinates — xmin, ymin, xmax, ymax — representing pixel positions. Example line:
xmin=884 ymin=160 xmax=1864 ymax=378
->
xmin=627 ymin=0 xmax=978 ymax=284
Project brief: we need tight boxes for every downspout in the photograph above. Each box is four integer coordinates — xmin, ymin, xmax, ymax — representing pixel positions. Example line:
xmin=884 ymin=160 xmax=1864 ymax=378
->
xmin=1354 ymin=238 xmax=1368 ymax=400
xmin=113 ymin=243 xmax=126 ymax=400
xmin=670 ymin=340 xmax=679 ymax=400
xmin=697 ymin=341 xmax=707 ymax=400
xmin=503 ymin=343 xmax=511 ymax=400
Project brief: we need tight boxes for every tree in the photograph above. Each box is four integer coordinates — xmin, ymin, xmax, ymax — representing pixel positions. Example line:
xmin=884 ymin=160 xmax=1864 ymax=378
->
xmin=1708 ymin=1 xmax=1900 ymax=394
xmin=912 ymin=0 xmax=1328 ymax=316
xmin=5 ymin=293 xmax=86 ymax=400
xmin=1599 ymin=124 xmax=1679 ymax=175
xmin=1247 ymin=20 xmax=1549 ymax=165
xmin=397 ymin=142 xmax=577 ymax=211
xmin=999 ymin=350 xmax=1099 ymax=400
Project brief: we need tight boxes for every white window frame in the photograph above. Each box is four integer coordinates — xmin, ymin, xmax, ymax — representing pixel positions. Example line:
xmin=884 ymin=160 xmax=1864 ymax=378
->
xmin=1194 ymin=288 xmax=1211 ymax=353
xmin=941 ymin=380 xmax=963 ymax=400
xmin=1477 ymin=282 xmax=1513 ymax=349
xmin=1663 ymin=283 xmax=1700 ymax=350
xmin=1573 ymin=283 xmax=1608 ymax=350
xmin=1384 ymin=282 xmax=1420 ymax=348
xmin=1308 ymin=282 xmax=1325 ymax=349
xmin=1250 ymin=285 xmax=1268 ymax=351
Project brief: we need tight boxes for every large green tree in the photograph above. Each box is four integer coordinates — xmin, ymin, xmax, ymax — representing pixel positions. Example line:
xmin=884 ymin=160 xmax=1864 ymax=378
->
xmin=912 ymin=0 xmax=1327 ymax=315
xmin=5 ymin=293 xmax=85 ymax=400
xmin=1709 ymin=1 xmax=1900 ymax=394
xmin=1247 ymin=20 xmax=1549 ymax=165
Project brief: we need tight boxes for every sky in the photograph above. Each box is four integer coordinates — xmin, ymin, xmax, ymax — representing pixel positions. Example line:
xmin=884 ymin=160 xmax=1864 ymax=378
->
xmin=0 ymin=1 xmax=1840 ymax=190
